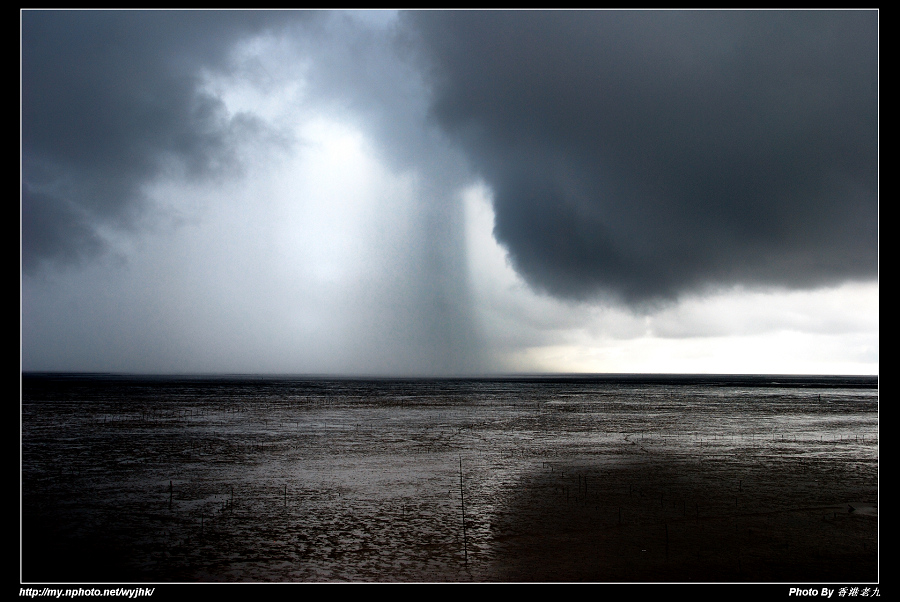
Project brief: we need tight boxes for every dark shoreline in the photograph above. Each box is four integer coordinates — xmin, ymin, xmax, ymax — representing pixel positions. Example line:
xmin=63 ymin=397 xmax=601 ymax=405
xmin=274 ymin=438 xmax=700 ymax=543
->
xmin=21 ymin=372 xmax=880 ymax=389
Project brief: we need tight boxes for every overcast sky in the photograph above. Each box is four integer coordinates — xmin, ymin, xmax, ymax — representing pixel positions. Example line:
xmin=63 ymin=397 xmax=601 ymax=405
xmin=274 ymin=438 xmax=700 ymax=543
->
xmin=21 ymin=10 xmax=878 ymax=376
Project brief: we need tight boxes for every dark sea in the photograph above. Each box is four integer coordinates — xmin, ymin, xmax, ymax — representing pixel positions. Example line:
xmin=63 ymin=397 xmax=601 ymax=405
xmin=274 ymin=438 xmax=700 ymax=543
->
xmin=21 ymin=373 xmax=878 ymax=583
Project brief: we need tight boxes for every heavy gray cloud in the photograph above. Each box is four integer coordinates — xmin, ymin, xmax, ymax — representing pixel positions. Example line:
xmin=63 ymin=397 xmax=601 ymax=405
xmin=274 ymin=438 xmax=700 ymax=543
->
xmin=21 ymin=10 xmax=488 ymax=375
xmin=21 ymin=10 xmax=299 ymax=272
xmin=405 ymin=10 xmax=878 ymax=304
xmin=23 ymin=10 xmax=878 ymax=300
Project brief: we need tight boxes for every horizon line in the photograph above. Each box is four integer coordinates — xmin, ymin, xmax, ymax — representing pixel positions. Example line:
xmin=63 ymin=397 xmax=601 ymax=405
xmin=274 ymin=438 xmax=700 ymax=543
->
xmin=21 ymin=370 xmax=879 ymax=380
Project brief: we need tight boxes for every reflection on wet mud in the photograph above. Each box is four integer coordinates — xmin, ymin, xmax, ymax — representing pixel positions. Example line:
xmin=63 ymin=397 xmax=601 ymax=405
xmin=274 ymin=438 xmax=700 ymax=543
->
xmin=22 ymin=375 xmax=877 ymax=582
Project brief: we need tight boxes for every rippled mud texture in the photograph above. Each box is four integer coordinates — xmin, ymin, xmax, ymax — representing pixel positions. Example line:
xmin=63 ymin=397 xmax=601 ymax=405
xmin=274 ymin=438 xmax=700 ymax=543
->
xmin=22 ymin=377 xmax=877 ymax=582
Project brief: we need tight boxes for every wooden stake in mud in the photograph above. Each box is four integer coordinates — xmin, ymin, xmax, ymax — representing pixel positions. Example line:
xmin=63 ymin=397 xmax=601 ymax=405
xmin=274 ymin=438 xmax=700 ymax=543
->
xmin=459 ymin=456 xmax=468 ymax=565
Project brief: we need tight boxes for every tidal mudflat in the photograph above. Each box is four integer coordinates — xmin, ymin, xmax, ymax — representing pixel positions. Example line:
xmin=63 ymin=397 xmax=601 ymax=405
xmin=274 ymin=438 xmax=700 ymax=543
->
xmin=21 ymin=374 xmax=877 ymax=582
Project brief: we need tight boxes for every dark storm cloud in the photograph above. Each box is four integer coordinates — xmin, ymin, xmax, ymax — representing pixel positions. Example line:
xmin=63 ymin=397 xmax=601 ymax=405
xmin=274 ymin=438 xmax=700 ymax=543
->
xmin=21 ymin=10 xmax=301 ymax=272
xmin=405 ymin=10 xmax=878 ymax=303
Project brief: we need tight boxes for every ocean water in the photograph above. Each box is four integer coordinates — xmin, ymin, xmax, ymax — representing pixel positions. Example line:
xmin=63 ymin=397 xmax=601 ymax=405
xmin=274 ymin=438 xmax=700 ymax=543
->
xmin=21 ymin=374 xmax=878 ymax=582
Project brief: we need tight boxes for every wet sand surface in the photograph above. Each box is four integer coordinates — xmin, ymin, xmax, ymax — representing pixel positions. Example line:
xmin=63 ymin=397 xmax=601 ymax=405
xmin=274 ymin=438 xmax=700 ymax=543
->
xmin=22 ymin=377 xmax=877 ymax=583
xmin=487 ymin=459 xmax=876 ymax=582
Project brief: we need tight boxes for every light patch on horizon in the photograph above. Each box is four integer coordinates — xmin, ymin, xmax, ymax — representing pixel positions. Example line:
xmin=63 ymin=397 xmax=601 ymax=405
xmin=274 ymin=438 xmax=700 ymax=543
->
xmin=464 ymin=184 xmax=878 ymax=375
xmin=22 ymin=110 xmax=425 ymax=374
